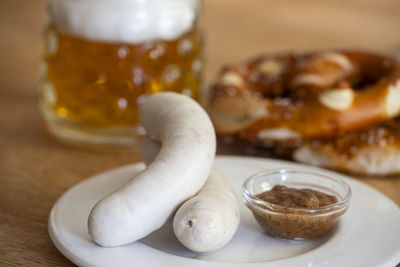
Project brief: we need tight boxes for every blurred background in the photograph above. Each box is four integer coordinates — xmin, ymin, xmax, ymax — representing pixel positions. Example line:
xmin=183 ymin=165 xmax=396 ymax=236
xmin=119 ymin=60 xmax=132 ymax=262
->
xmin=1 ymin=0 xmax=400 ymax=96
xmin=204 ymin=0 xmax=400 ymax=78
xmin=1 ymin=0 xmax=400 ymax=265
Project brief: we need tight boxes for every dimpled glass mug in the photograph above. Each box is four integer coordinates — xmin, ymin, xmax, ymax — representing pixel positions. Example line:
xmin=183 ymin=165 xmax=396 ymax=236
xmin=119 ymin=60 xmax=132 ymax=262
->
xmin=39 ymin=0 xmax=203 ymax=146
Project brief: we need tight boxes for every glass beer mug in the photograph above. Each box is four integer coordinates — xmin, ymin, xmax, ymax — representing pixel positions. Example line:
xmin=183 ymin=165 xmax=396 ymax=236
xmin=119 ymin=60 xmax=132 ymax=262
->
xmin=39 ymin=0 xmax=203 ymax=145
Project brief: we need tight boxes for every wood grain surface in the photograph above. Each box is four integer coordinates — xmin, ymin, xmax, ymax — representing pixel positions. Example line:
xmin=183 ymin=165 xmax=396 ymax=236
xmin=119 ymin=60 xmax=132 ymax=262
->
xmin=1 ymin=0 xmax=399 ymax=266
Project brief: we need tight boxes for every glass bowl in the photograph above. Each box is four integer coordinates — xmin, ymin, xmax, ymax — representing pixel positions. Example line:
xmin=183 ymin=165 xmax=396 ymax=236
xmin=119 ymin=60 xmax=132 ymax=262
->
xmin=242 ymin=168 xmax=351 ymax=240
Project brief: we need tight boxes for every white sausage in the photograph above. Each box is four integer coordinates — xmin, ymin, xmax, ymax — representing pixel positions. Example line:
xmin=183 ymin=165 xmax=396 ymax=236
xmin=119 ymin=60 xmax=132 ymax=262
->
xmin=88 ymin=92 xmax=216 ymax=247
xmin=141 ymin=139 xmax=240 ymax=253
xmin=140 ymin=137 xmax=161 ymax=166
xmin=173 ymin=168 xmax=240 ymax=252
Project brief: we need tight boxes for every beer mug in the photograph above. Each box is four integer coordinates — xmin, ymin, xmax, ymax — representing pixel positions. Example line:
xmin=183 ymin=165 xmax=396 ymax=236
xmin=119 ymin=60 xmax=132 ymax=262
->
xmin=39 ymin=0 xmax=203 ymax=145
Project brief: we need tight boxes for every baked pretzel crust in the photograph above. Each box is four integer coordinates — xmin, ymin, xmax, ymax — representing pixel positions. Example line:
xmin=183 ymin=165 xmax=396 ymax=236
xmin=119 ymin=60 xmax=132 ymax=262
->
xmin=208 ymin=51 xmax=400 ymax=142
xmin=208 ymin=50 xmax=400 ymax=175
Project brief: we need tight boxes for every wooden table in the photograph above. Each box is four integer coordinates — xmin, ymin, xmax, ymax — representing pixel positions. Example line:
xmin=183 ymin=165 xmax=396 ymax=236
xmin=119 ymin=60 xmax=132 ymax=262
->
xmin=1 ymin=0 xmax=399 ymax=265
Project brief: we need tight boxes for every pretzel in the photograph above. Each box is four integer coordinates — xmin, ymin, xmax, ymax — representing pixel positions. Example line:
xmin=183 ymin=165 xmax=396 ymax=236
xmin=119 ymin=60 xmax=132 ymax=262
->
xmin=294 ymin=118 xmax=400 ymax=175
xmin=208 ymin=51 xmax=400 ymax=143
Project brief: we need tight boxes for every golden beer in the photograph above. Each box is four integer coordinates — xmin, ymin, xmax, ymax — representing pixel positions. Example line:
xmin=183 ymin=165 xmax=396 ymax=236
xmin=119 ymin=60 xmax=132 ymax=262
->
xmin=40 ymin=0 xmax=202 ymax=145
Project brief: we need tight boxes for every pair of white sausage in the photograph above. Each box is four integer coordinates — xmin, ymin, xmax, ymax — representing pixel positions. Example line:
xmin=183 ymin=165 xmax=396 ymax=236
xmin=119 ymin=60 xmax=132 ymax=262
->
xmin=88 ymin=92 xmax=239 ymax=252
xmin=142 ymin=137 xmax=240 ymax=252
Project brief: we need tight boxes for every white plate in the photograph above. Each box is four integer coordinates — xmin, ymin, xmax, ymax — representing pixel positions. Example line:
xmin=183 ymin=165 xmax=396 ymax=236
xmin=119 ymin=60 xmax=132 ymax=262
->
xmin=49 ymin=156 xmax=400 ymax=267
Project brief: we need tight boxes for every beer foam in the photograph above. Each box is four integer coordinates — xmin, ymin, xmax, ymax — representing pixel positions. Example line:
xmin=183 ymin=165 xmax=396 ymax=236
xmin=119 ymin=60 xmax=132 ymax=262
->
xmin=48 ymin=0 xmax=197 ymax=43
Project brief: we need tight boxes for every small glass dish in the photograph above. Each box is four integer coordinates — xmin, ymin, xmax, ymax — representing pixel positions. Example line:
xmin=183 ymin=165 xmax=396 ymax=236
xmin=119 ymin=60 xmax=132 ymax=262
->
xmin=243 ymin=168 xmax=351 ymax=240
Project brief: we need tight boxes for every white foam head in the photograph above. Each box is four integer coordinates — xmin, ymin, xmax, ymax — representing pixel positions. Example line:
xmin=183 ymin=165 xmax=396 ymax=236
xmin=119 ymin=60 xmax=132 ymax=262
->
xmin=48 ymin=0 xmax=198 ymax=43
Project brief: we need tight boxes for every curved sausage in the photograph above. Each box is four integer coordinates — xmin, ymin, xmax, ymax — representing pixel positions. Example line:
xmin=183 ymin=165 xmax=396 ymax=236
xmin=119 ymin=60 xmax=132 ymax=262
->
xmin=88 ymin=92 xmax=216 ymax=247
